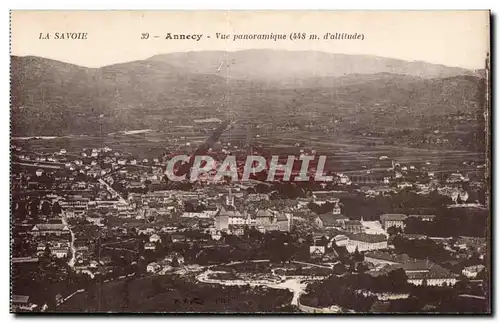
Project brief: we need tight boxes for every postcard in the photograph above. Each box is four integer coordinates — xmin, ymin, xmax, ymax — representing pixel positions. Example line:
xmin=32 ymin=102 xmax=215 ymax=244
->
xmin=10 ymin=10 xmax=491 ymax=314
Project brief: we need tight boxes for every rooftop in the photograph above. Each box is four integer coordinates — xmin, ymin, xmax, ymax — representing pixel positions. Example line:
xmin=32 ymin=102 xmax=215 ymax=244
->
xmin=348 ymin=233 xmax=387 ymax=243
xmin=380 ymin=214 xmax=407 ymax=221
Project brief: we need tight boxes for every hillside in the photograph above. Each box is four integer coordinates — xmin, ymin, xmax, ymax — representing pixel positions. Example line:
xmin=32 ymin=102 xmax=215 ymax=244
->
xmin=10 ymin=52 xmax=486 ymax=136
xmin=11 ymin=56 xmax=258 ymax=135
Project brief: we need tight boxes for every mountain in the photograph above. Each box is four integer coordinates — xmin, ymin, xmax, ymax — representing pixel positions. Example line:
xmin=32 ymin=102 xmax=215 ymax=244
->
xmin=10 ymin=52 xmax=486 ymax=136
xmin=10 ymin=56 xmax=259 ymax=135
xmin=148 ymin=50 xmax=477 ymax=82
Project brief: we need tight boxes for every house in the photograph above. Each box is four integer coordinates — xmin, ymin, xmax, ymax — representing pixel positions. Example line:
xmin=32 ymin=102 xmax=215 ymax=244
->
xmin=408 ymin=214 xmax=436 ymax=222
xmin=311 ymin=191 xmax=340 ymax=207
xmin=11 ymin=295 xmax=35 ymax=312
xmin=214 ymin=213 xmax=229 ymax=231
xmin=255 ymin=209 xmax=274 ymax=226
xmin=218 ymin=206 xmax=246 ymax=225
xmin=346 ymin=233 xmax=388 ymax=253
xmin=322 ymin=249 xmax=340 ymax=262
xmin=210 ymin=230 xmax=222 ymax=241
xmin=380 ymin=214 xmax=407 ymax=230
xmin=31 ymin=223 xmax=70 ymax=237
xmin=314 ymin=213 xmax=347 ymax=229
xmin=137 ymin=228 xmax=156 ymax=235
xmin=276 ymin=213 xmax=291 ymax=232
xmin=344 ymin=220 xmax=363 ymax=233
xmin=147 ymin=262 xmax=161 ymax=273
xmin=86 ymin=215 xmax=105 ymax=227
xmin=447 ymin=172 xmax=467 ymax=183
xmin=462 ymin=264 xmax=485 ymax=279
xmin=454 ymin=236 xmax=486 ymax=252
xmin=228 ymin=224 xmax=245 ymax=236
xmin=149 ymin=234 xmax=161 ymax=243
xmin=51 ymin=247 xmax=70 ymax=258
xmin=365 ymin=251 xmax=409 ymax=267
xmin=128 ymin=181 xmax=146 ymax=189
xmin=144 ymin=242 xmax=156 ymax=251
xmin=164 ymin=253 xmax=185 ymax=265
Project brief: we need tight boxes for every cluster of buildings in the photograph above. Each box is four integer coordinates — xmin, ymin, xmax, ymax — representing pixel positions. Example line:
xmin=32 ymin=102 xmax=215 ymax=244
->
xmin=365 ymin=251 xmax=459 ymax=287
xmin=10 ymin=139 xmax=488 ymax=312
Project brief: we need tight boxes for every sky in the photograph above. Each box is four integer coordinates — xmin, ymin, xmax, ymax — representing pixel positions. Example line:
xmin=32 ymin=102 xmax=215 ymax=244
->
xmin=10 ymin=10 xmax=490 ymax=69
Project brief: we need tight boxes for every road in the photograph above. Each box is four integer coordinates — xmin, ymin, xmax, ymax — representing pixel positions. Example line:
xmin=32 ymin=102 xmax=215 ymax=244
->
xmin=291 ymin=260 xmax=334 ymax=269
xmin=61 ymin=211 xmax=76 ymax=268
xmin=98 ymin=178 xmax=128 ymax=204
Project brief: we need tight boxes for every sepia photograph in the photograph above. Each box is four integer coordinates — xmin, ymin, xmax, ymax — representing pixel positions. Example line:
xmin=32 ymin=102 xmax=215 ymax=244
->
xmin=9 ymin=10 xmax=491 ymax=314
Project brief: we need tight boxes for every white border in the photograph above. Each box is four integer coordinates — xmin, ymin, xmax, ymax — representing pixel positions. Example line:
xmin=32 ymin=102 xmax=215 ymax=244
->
xmin=1 ymin=1 xmax=497 ymax=323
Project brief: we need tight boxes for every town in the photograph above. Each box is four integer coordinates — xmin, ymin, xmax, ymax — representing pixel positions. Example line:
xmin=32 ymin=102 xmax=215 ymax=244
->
xmin=10 ymin=120 xmax=489 ymax=313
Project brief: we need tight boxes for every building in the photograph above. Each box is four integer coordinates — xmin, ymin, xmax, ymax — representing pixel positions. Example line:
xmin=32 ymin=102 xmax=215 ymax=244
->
xmin=311 ymin=191 xmax=340 ymax=206
xmin=164 ymin=253 xmax=185 ymax=265
xmin=228 ymin=224 xmax=245 ymax=236
xmin=149 ymin=234 xmax=162 ymax=243
xmin=255 ymin=209 xmax=274 ymax=226
xmin=380 ymin=214 xmax=407 ymax=230
xmin=462 ymin=264 xmax=485 ymax=279
xmin=31 ymin=224 xmax=70 ymax=237
xmin=246 ymin=193 xmax=270 ymax=202
xmin=406 ymin=265 xmax=458 ymax=286
xmin=214 ymin=213 xmax=229 ymax=231
xmin=315 ymin=213 xmax=347 ymax=229
xmin=214 ymin=205 xmax=247 ymax=231
xmin=11 ymin=295 xmax=36 ymax=312
xmin=309 ymin=245 xmax=326 ymax=258
xmin=382 ymin=260 xmax=458 ymax=286
xmin=276 ymin=213 xmax=291 ymax=232
xmin=86 ymin=214 xmax=105 ymax=227
xmin=147 ymin=262 xmax=161 ymax=273
xmin=144 ymin=242 xmax=156 ymax=251
xmin=344 ymin=220 xmax=363 ymax=233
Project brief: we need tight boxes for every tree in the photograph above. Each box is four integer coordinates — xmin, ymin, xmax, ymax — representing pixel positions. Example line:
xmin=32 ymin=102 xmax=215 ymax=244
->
xmin=14 ymin=200 xmax=27 ymax=220
xmin=353 ymin=247 xmax=364 ymax=262
xmin=41 ymin=201 xmax=52 ymax=216
xmin=387 ymin=268 xmax=408 ymax=290
xmin=332 ymin=263 xmax=347 ymax=275
xmin=52 ymin=201 xmax=62 ymax=215
xmin=29 ymin=199 xmax=40 ymax=219
xmin=387 ymin=226 xmax=402 ymax=236
xmin=356 ymin=262 xmax=370 ymax=273
xmin=43 ymin=245 xmax=52 ymax=259
xmin=171 ymin=255 xmax=180 ymax=267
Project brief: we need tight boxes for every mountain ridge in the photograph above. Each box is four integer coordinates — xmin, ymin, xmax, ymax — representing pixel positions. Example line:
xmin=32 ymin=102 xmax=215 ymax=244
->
xmin=10 ymin=52 xmax=486 ymax=136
